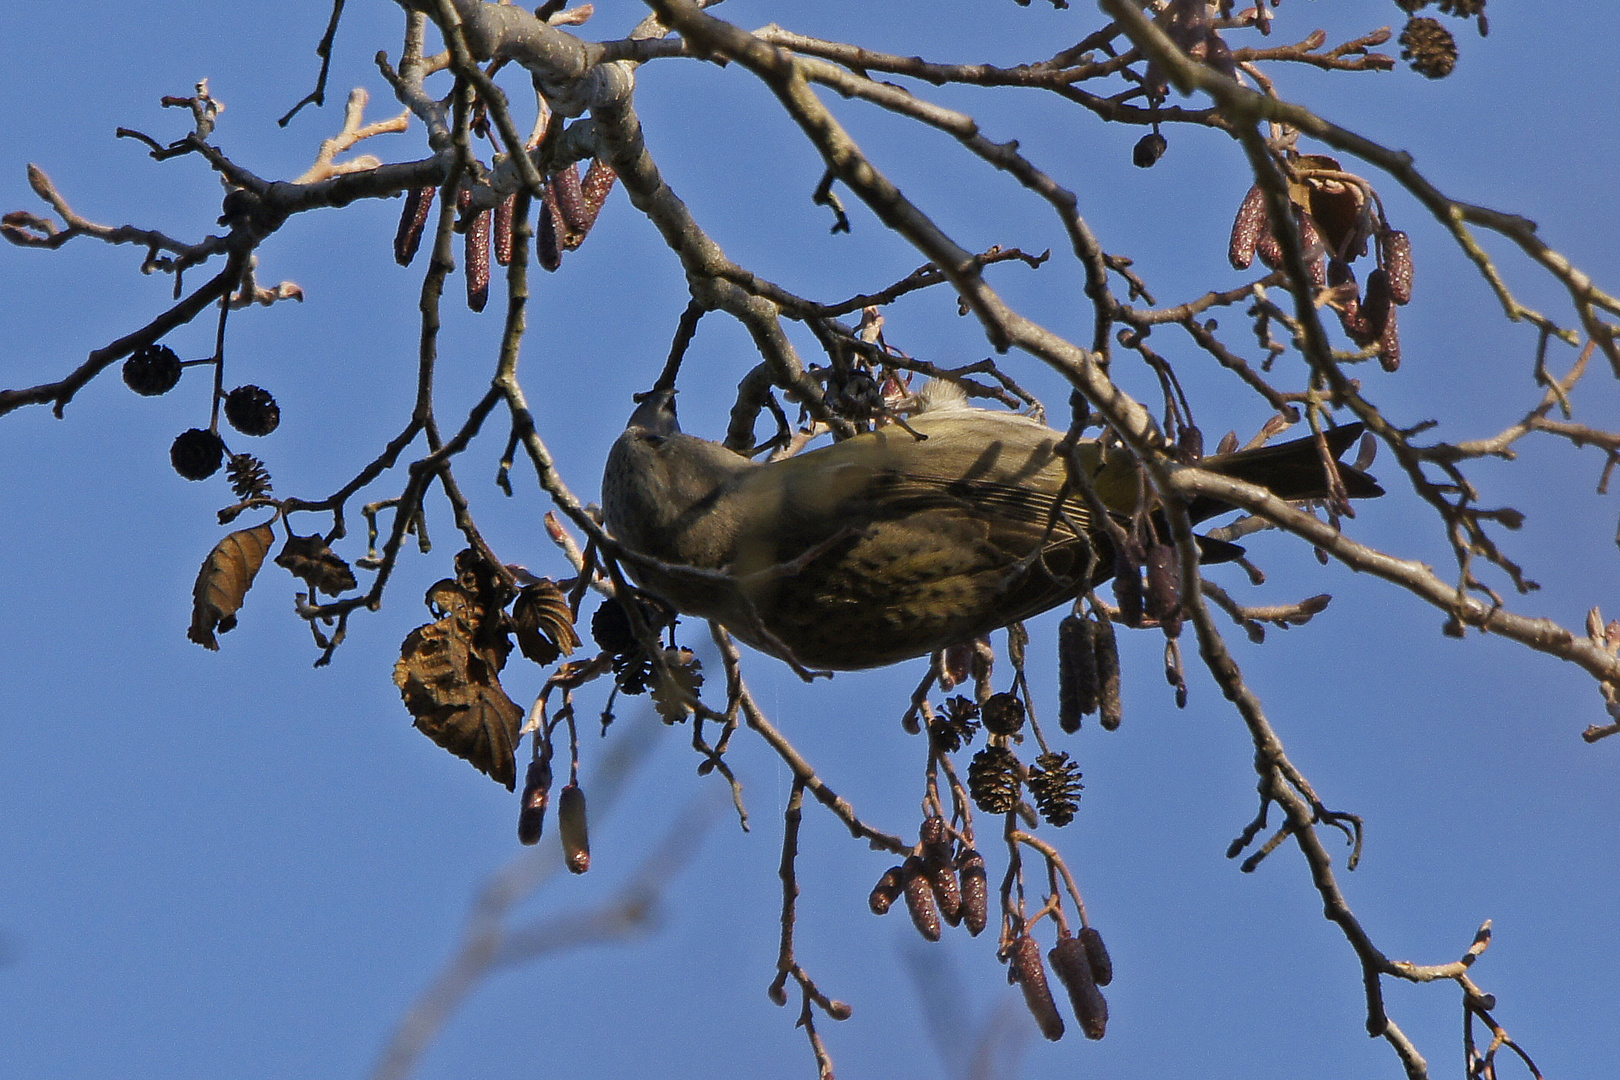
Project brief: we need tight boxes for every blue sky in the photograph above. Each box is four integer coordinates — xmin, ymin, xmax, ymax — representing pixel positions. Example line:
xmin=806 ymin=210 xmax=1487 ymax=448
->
xmin=3 ymin=3 xmax=1618 ymax=1079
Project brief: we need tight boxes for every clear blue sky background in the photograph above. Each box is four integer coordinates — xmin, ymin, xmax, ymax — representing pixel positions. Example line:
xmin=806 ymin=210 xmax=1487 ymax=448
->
xmin=3 ymin=3 xmax=1618 ymax=1079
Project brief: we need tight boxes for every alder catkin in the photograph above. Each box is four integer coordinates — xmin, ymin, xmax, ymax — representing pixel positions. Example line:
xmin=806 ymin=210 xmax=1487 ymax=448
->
xmin=1049 ymin=935 xmax=1109 ymax=1040
xmin=558 ymin=783 xmax=590 ymax=874
xmin=1009 ymin=934 xmax=1065 ymax=1041
xmin=1058 ymin=614 xmax=1099 ymax=732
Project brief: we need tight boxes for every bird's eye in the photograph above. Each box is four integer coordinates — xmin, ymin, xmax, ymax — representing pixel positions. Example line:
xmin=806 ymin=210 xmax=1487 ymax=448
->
xmin=643 ymin=434 xmax=667 ymax=448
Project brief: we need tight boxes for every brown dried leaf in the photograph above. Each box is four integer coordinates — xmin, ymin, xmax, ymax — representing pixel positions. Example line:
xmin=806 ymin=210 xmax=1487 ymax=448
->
xmin=510 ymin=579 xmax=581 ymax=666
xmin=394 ymin=610 xmax=521 ymax=790
xmin=188 ymin=521 xmax=276 ymax=650
xmin=275 ymin=533 xmax=357 ymax=597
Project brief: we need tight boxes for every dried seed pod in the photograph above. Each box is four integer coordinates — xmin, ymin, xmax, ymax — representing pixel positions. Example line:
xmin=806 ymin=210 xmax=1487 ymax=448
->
xmin=517 ymin=758 xmax=551 ymax=845
xmin=1057 ymin=614 xmax=1100 ymax=732
xmin=1028 ymin=752 xmax=1084 ymax=827
xmin=1379 ymin=228 xmax=1413 ymax=304
xmin=224 ymin=385 xmax=280 ymax=437
xmin=967 ymin=746 xmax=1021 ymax=814
xmin=1112 ymin=548 xmax=1145 ymax=628
xmin=123 ymin=344 xmax=183 ymax=396
xmin=929 ymin=695 xmax=980 ymax=753
xmin=1094 ymin=617 xmax=1123 ymax=731
xmin=493 ymin=192 xmax=516 ymax=266
xmin=869 ymin=866 xmax=905 ymax=915
xmin=1132 ymin=131 xmax=1168 ymax=168
xmin=1009 ymin=934 xmax=1065 ymax=1041
xmin=957 ymin=849 xmax=989 ymax=936
xmin=1049 ymin=935 xmax=1110 ymax=1039
xmin=464 ymin=206 xmax=491 ymax=312
xmin=394 ymin=185 xmax=435 ymax=267
xmin=1143 ymin=543 xmax=1182 ymax=638
xmin=901 ymin=855 xmax=942 ymax=942
xmin=1228 ymin=184 xmax=1268 ymax=270
xmin=558 ymin=783 xmax=590 ymax=874
xmin=1079 ymin=926 xmax=1113 ymax=986
xmin=171 ymin=428 xmax=226 ymax=481
xmin=982 ymin=692 xmax=1026 ymax=736
xmin=1400 ymin=16 xmax=1457 ymax=79
xmin=1362 ymin=268 xmax=1394 ymax=341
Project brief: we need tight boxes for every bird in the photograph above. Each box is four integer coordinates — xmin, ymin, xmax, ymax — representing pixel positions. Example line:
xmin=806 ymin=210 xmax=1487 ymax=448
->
xmin=600 ymin=382 xmax=1381 ymax=671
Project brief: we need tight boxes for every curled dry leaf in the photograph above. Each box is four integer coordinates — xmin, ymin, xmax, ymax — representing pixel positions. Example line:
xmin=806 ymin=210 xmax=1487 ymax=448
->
xmin=394 ymin=603 xmax=521 ymax=790
xmin=188 ymin=521 xmax=276 ymax=650
xmin=275 ymin=533 xmax=357 ymax=597
xmin=510 ymin=579 xmax=581 ymax=666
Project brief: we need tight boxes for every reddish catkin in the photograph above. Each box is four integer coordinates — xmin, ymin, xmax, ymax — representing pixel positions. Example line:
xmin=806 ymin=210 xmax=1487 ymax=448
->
xmin=901 ymin=856 xmax=942 ymax=941
xmin=1380 ymin=227 xmax=1414 ymax=304
xmin=957 ymin=850 xmax=989 ymax=936
xmin=1228 ymin=184 xmax=1268 ymax=270
xmin=1009 ymin=934 xmax=1065 ymax=1041
xmin=868 ymin=866 xmax=905 ymax=915
xmin=393 ymin=185 xmax=435 ymax=266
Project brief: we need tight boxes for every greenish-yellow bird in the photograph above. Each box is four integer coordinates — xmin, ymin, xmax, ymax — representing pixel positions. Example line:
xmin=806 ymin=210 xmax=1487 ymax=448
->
xmin=602 ymin=385 xmax=1380 ymax=670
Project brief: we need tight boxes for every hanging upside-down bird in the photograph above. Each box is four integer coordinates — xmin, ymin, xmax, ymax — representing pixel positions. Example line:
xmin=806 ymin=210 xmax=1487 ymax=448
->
xmin=601 ymin=383 xmax=1381 ymax=671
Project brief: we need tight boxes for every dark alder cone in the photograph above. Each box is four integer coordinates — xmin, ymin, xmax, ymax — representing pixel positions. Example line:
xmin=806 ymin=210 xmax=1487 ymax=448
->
xmin=982 ymin=692 xmax=1026 ymax=736
xmin=1132 ymin=132 xmax=1168 ymax=168
xmin=1058 ymin=615 xmax=1100 ymax=732
xmin=517 ymin=759 xmax=552 ymax=845
xmin=223 ymin=385 xmax=280 ymax=437
xmin=590 ymin=597 xmax=638 ymax=657
xmin=929 ymin=695 xmax=980 ymax=753
xmin=1094 ymin=616 xmax=1123 ymax=731
xmin=1228 ymin=184 xmax=1268 ymax=270
xmin=394 ymin=186 xmax=435 ymax=266
xmin=1049 ymin=935 xmax=1110 ymax=1040
xmin=492 ymin=192 xmax=515 ymax=266
xmin=1079 ymin=926 xmax=1113 ymax=986
xmin=1401 ymin=17 xmax=1458 ymax=78
xmin=464 ymin=206 xmax=491 ymax=312
xmin=171 ymin=428 xmax=226 ymax=480
xmin=1379 ymin=228 xmax=1414 ymax=304
xmin=1009 ymin=934 xmax=1065 ymax=1041
xmin=968 ymin=746 xmax=1021 ymax=815
xmin=901 ymin=856 xmax=942 ymax=942
xmin=1028 ymin=752 xmax=1083 ymax=827
xmin=1143 ymin=543 xmax=1183 ymax=637
xmin=957 ymin=849 xmax=989 ymax=936
xmin=122 ymin=344 xmax=183 ymax=396
xmin=869 ymin=866 xmax=905 ymax=915
xmin=558 ymin=783 xmax=590 ymax=874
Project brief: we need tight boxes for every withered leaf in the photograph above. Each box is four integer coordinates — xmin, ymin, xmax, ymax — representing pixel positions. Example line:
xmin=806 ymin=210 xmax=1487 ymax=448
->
xmin=188 ymin=521 xmax=276 ymax=650
xmin=650 ymin=647 xmax=704 ymax=723
xmin=275 ymin=533 xmax=357 ymax=597
xmin=510 ymin=580 xmax=582 ymax=666
xmin=394 ymin=614 xmax=521 ymax=790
